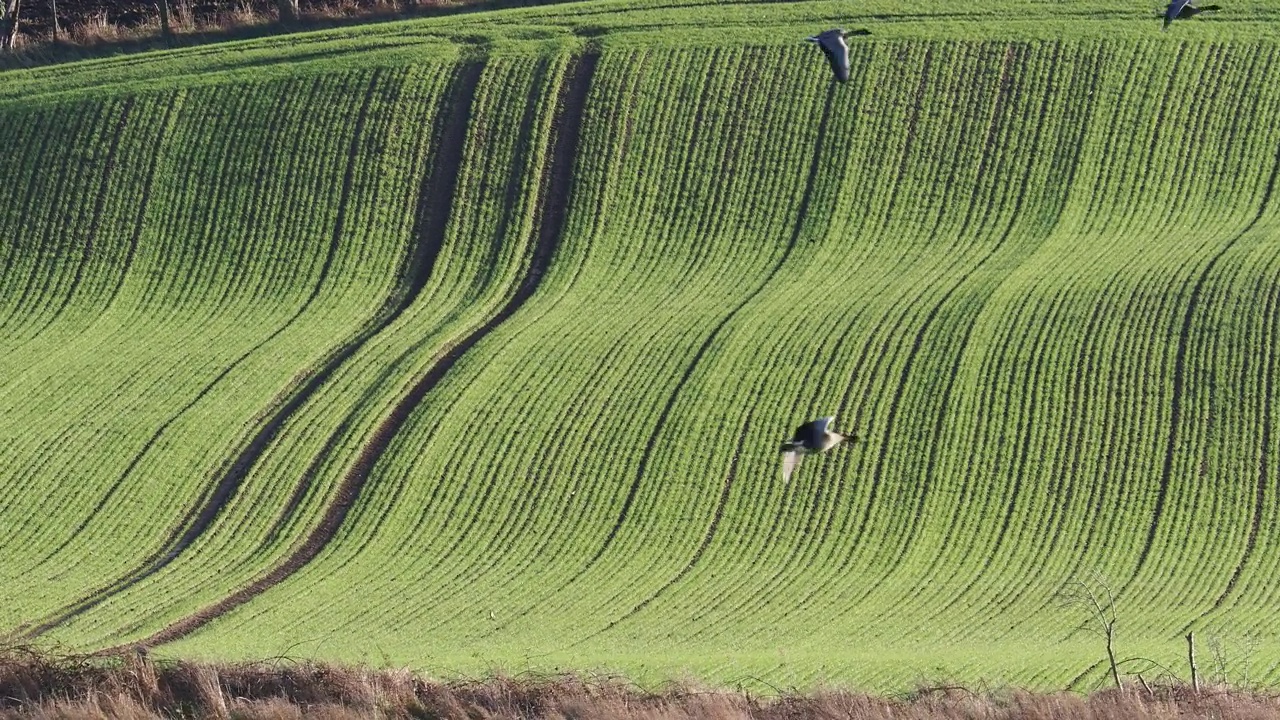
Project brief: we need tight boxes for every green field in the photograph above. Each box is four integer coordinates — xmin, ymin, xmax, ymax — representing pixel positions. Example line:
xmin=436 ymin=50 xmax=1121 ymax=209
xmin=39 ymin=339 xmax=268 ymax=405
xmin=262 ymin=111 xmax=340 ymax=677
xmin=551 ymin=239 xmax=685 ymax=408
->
xmin=3 ymin=0 xmax=1280 ymax=693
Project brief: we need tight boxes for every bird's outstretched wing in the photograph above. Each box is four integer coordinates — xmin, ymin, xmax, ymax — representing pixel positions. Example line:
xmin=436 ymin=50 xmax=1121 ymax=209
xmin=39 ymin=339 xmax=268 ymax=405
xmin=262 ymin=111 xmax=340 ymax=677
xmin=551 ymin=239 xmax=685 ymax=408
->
xmin=782 ymin=450 xmax=801 ymax=483
xmin=819 ymin=33 xmax=850 ymax=82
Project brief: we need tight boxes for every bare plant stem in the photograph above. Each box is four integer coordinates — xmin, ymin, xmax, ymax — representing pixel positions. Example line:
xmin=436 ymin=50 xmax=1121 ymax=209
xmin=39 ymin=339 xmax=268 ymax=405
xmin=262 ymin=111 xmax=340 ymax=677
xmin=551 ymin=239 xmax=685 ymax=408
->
xmin=1188 ymin=632 xmax=1200 ymax=694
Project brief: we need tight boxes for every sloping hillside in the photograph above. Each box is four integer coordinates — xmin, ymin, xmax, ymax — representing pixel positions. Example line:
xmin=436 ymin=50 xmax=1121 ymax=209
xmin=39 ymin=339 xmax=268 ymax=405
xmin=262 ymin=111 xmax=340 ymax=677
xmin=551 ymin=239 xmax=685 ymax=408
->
xmin=2 ymin=0 xmax=1280 ymax=691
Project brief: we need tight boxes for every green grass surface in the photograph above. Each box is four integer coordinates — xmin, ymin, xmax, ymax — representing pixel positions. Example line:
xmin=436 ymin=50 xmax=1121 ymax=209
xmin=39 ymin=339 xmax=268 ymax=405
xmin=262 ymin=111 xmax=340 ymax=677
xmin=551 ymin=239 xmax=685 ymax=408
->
xmin=2 ymin=0 xmax=1280 ymax=693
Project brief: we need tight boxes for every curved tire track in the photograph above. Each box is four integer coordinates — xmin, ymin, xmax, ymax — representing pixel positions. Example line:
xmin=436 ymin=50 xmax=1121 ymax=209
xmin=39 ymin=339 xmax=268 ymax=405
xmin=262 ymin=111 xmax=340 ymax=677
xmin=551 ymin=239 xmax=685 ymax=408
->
xmin=122 ymin=52 xmax=597 ymax=650
xmin=20 ymin=68 xmax=438 ymax=640
xmin=262 ymin=53 xmax=561 ymax=565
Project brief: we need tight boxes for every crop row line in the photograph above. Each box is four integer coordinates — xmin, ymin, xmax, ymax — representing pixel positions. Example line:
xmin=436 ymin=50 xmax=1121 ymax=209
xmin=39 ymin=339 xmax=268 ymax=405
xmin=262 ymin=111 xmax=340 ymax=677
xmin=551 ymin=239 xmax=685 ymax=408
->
xmin=127 ymin=52 xmax=596 ymax=650
xmin=19 ymin=71 xmax=388 ymax=640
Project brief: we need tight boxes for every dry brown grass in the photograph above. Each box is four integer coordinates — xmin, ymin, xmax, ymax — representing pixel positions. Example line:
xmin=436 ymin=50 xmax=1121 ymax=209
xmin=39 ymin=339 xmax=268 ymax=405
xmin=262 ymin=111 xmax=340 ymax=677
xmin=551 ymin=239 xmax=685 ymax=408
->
xmin=0 ymin=0 xmax=540 ymax=69
xmin=3 ymin=646 xmax=1280 ymax=719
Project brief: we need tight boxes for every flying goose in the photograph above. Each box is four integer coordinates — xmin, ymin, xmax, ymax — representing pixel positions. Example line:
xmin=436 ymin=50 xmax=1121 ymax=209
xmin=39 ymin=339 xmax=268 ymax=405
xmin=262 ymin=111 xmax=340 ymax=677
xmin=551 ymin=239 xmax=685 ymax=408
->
xmin=807 ymin=29 xmax=852 ymax=83
xmin=1163 ymin=0 xmax=1220 ymax=30
xmin=780 ymin=416 xmax=857 ymax=483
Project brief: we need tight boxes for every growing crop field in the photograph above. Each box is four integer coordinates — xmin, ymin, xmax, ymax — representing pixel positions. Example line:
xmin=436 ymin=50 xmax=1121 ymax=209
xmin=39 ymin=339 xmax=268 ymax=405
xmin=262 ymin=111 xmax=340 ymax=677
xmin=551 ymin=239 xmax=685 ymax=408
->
xmin=2 ymin=0 xmax=1280 ymax=693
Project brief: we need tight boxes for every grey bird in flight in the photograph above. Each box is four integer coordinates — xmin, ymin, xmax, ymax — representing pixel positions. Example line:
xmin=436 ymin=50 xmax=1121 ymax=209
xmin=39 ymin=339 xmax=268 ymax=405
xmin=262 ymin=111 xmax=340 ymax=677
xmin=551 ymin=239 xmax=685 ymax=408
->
xmin=807 ymin=29 xmax=852 ymax=83
xmin=780 ymin=416 xmax=857 ymax=483
xmin=1163 ymin=0 xmax=1220 ymax=30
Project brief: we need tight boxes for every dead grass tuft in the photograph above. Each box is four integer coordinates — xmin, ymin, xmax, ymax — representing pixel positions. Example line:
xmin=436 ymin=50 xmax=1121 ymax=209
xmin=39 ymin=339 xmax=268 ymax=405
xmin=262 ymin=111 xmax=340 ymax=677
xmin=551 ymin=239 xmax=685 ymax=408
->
xmin=0 ymin=0 xmax=547 ymax=69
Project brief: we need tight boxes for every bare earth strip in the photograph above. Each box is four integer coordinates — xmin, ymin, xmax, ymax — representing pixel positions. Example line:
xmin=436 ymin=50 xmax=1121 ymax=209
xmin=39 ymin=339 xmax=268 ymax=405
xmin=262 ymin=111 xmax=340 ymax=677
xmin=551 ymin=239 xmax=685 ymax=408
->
xmin=117 ymin=53 xmax=599 ymax=650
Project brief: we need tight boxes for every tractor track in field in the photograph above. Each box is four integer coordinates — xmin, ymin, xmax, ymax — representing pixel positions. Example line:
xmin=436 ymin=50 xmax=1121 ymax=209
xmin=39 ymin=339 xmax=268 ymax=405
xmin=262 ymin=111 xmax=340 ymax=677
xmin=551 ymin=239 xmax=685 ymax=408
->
xmin=296 ymin=54 xmax=564 ymax=568
xmin=19 ymin=71 xmax=390 ymax=640
xmin=425 ymin=50 xmax=767 ymax=610
xmin=577 ymin=80 xmax=838 ymax=639
xmin=256 ymin=57 xmax=555 ymax=552
xmin=1119 ymin=130 xmax=1280 ymax=601
xmin=341 ymin=50 xmax=652 ymax=588
xmin=455 ymin=53 xmax=661 ymax=640
xmin=120 ymin=52 xmax=596 ymax=650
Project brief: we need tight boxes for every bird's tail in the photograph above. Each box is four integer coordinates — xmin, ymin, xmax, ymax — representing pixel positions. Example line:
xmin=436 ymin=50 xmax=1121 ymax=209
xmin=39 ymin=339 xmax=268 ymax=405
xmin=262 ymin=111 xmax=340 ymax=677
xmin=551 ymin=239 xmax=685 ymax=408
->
xmin=780 ymin=440 xmax=800 ymax=453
